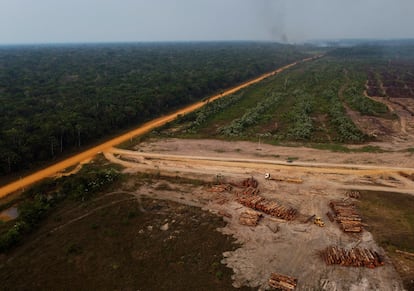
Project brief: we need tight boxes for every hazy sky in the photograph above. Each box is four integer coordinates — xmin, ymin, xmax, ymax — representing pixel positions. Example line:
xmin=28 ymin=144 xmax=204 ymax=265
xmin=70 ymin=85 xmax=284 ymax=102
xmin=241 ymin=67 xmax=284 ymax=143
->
xmin=0 ymin=0 xmax=413 ymax=44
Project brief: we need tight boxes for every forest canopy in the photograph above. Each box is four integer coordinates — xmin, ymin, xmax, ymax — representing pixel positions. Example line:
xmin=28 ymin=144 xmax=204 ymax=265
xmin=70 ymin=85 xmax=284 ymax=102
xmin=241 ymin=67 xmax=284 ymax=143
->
xmin=0 ymin=42 xmax=309 ymax=175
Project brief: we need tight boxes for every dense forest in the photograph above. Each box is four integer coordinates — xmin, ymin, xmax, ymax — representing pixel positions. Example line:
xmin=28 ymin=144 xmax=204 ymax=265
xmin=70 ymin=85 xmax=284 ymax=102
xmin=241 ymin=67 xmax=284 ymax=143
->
xmin=0 ymin=42 xmax=310 ymax=175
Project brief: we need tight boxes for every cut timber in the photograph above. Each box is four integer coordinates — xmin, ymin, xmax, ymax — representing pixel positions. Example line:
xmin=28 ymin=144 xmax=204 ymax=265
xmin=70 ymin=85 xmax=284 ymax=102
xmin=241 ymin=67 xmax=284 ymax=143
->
xmin=270 ymin=177 xmax=303 ymax=184
xmin=395 ymin=249 xmax=414 ymax=258
xmin=238 ymin=195 xmax=297 ymax=221
xmin=239 ymin=210 xmax=262 ymax=226
xmin=208 ymin=184 xmax=232 ymax=192
xmin=218 ymin=210 xmax=232 ymax=219
xmin=329 ymin=200 xmax=363 ymax=233
xmin=268 ymin=272 xmax=298 ymax=290
xmin=320 ymin=246 xmax=384 ymax=268
xmin=236 ymin=187 xmax=260 ymax=197
xmin=346 ymin=190 xmax=361 ymax=199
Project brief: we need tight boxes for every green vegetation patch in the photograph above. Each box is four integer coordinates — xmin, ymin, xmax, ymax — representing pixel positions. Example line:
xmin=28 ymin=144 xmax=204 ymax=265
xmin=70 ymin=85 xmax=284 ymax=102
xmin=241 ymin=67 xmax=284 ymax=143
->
xmin=358 ymin=190 xmax=414 ymax=253
xmin=358 ymin=190 xmax=414 ymax=289
xmin=0 ymin=164 xmax=121 ymax=252
xmin=168 ymin=57 xmax=371 ymax=144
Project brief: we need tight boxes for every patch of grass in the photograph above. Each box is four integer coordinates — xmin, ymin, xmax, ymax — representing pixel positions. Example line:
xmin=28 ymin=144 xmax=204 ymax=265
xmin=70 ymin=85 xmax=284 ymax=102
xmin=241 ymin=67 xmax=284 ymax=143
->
xmin=358 ymin=190 xmax=414 ymax=253
xmin=213 ymin=148 xmax=226 ymax=153
xmin=358 ymin=190 xmax=414 ymax=290
xmin=406 ymin=147 xmax=414 ymax=153
xmin=311 ymin=143 xmax=351 ymax=153
xmin=286 ymin=157 xmax=299 ymax=162
xmin=133 ymin=172 xmax=206 ymax=187
xmin=215 ymin=270 xmax=224 ymax=280
xmin=66 ymin=242 xmax=83 ymax=255
xmin=354 ymin=145 xmax=386 ymax=153
xmin=311 ymin=143 xmax=386 ymax=153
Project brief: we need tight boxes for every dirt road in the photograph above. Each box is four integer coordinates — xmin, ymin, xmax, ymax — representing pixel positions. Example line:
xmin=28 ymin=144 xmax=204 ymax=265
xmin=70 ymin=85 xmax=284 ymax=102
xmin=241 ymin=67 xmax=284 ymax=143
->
xmin=0 ymin=56 xmax=321 ymax=199
xmin=110 ymin=148 xmax=414 ymax=174
xmin=106 ymin=148 xmax=414 ymax=196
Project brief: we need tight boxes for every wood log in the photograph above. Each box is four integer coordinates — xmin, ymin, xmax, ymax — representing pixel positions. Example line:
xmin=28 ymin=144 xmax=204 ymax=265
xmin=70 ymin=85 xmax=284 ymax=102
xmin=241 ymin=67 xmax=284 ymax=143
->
xmin=321 ymin=246 xmax=384 ymax=268
xmin=239 ymin=210 xmax=262 ymax=226
xmin=329 ymin=200 xmax=363 ymax=233
xmin=268 ymin=272 xmax=297 ymax=290
xmin=218 ymin=210 xmax=232 ymax=218
xmin=396 ymin=249 xmax=414 ymax=258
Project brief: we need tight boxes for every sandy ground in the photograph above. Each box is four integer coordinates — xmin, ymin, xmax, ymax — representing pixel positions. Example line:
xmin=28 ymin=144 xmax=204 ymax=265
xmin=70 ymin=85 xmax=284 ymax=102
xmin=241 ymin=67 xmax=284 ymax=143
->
xmin=131 ymin=138 xmax=414 ymax=169
xmin=360 ymin=87 xmax=414 ymax=150
xmin=102 ymin=138 xmax=414 ymax=290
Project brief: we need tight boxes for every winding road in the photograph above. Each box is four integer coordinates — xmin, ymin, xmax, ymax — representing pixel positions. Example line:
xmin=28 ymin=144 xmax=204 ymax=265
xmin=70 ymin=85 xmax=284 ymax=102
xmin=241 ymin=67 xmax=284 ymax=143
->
xmin=0 ymin=56 xmax=322 ymax=199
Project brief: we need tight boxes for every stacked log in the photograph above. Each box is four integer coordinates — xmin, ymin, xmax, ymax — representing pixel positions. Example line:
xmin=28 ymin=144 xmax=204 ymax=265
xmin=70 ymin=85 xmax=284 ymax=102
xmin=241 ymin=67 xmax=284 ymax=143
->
xmin=346 ymin=190 xmax=361 ymax=199
xmin=238 ymin=195 xmax=264 ymax=208
xmin=239 ymin=210 xmax=262 ymax=226
xmin=399 ymin=172 xmax=414 ymax=182
xmin=321 ymin=246 xmax=384 ymax=268
xmin=238 ymin=196 xmax=296 ymax=221
xmin=329 ymin=201 xmax=363 ymax=233
xmin=208 ymin=184 xmax=232 ymax=192
xmin=272 ymin=177 xmax=303 ymax=184
xmin=215 ymin=198 xmax=228 ymax=205
xmin=268 ymin=272 xmax=297 ymax=290
xmin=218 ymin=210 xmax=232 ymax=218
xmin=236 ymin=187 xmax=260 ymax=197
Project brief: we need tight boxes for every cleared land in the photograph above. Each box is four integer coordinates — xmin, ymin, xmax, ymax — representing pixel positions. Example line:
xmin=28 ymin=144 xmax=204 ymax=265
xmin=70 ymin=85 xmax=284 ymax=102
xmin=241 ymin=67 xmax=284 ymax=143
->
xmin=97 ymin=137 xmax=413 ymax=290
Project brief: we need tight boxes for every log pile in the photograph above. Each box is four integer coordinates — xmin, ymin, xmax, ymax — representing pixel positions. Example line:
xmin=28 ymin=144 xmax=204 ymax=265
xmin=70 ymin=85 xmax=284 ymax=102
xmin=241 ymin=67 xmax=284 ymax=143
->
xmin=268 ymin=272 xmax=297 ymax=290
xmin=272 ymin=177 xmax=303 ymax=184
xmin=235 ymin=187 xmax=260 ymax=197
xmin=346 ymin=190 xmax=361 ymax=199
xmin=238 ymin=196 xmax=297 ymax=221
xmin=399 ymin=171 xmax=414 ymax=182
xmin=218 ymin=210 xmax=232 ymax=218
xmin=239 ymin=210 xmax=262 ymax=226
xmin=321 ymin=246 xmax=384 ymax=268
xmin=329 ymin=200 xmax=363 ymax=233
xmin=215 ymin=197 xmax=228 ymax=205
xmin=396 ymin=249 xmax=414 ymax=258
xmin=208 ymin=184 xmax=232 ymax=192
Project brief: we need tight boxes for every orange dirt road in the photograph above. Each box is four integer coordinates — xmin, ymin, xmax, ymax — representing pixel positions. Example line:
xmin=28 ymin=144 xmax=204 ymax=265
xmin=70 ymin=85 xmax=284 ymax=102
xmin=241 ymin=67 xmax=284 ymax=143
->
xmin=0 ymin=56 xmax=321 ymax=199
